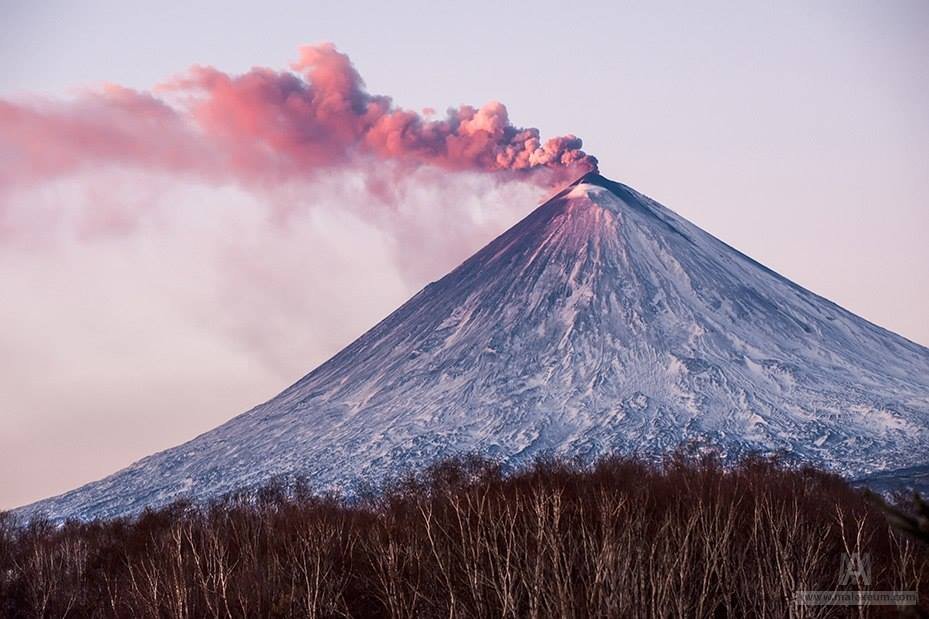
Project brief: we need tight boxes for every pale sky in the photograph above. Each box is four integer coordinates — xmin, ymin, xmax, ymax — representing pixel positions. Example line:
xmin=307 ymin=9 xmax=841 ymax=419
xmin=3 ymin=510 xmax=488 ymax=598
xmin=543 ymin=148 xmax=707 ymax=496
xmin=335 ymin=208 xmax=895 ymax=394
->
xmin=1 ymin=0 xmax=927 ymax=510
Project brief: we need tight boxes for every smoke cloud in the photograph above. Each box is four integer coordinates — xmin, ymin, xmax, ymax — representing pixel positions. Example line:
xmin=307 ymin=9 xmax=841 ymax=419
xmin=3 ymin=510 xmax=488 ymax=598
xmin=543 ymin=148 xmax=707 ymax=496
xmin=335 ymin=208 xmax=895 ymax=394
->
xmin=1 ymin=43 xmax=596 ymax=200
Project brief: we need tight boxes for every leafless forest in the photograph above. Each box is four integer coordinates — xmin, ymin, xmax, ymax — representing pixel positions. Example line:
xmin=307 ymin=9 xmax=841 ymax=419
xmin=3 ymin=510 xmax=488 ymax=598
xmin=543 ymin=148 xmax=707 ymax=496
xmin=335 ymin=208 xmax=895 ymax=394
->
xmin=1 ymin=455 xmax=926 ymax=618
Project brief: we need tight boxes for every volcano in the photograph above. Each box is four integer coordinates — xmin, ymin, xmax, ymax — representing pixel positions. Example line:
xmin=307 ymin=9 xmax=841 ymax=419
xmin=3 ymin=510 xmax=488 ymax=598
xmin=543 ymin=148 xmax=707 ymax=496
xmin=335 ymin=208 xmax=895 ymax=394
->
xmin=21 ymin=173 xmax=929 ymax=520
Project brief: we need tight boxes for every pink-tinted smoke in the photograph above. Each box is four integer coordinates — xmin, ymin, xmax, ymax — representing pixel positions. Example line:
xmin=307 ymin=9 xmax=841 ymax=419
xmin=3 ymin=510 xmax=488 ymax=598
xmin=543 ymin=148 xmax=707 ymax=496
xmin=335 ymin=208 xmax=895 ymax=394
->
xmin=0 ymin=43 xmax=597 ymax=194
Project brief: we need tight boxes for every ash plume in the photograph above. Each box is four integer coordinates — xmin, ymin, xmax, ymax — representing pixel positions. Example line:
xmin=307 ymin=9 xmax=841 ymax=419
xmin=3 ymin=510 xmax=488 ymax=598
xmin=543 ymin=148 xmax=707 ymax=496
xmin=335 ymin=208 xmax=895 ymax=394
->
xmin=1 ymin=43 xmax=597 ymax=193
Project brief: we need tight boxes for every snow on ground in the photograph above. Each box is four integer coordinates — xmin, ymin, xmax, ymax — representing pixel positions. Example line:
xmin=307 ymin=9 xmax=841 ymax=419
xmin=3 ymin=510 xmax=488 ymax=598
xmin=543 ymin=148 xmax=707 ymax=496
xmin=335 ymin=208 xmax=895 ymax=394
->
xmin=19 ymin=173 xmax=929 ymax=521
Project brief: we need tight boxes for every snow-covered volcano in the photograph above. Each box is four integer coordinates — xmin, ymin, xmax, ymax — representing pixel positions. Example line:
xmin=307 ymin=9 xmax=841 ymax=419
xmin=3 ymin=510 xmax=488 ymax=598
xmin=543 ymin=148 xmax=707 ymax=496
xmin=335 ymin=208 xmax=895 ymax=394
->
xmin=21 ymin=173 xmax=929 ymax=520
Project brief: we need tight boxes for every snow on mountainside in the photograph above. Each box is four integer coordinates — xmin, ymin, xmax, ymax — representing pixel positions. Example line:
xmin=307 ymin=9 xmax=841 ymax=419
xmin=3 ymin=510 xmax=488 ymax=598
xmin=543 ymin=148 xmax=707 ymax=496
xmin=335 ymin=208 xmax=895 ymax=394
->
xmin=19 ymin=173 xmax=929 ymax=521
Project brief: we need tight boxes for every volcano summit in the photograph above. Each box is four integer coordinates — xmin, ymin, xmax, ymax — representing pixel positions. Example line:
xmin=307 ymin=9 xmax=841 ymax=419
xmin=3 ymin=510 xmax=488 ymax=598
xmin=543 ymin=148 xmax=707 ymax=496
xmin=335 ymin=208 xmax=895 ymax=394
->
xmin=22 ymin=173 xmax=929 ymax=520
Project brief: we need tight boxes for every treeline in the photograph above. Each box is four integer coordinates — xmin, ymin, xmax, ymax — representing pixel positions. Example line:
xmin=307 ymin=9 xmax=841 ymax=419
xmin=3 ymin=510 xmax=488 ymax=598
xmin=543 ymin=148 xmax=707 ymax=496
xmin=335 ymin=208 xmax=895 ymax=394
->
xmin=1 ymin=455 xmax=926 ymax=617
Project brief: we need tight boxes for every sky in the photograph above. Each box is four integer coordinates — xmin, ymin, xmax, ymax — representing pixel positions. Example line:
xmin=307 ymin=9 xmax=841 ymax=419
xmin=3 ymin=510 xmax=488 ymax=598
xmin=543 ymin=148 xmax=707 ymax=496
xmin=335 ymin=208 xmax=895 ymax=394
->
xmin=1 ymin=0 xmax=927 ymax=510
